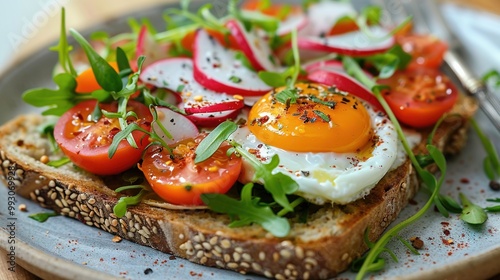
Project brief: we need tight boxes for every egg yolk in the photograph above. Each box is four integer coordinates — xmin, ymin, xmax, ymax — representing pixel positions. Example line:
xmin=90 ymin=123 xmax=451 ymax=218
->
xmin=248 ymin=83 xmax=372 ymax=153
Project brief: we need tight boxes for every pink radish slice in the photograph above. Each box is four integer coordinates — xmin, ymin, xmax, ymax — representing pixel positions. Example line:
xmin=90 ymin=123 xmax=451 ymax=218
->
xmin=136 ymin=25 xmax=170 ymax=67
xmin=276 ymin=12 xmax=308 ymax=36
xmin=184 ymin=100 xmax=244 ymax=114
xmin=192 ymin=28 xmax=272 ymax=97
xmin=186 ymin=109 xmax=240 ymax=127
xmin=225 ymin=19 xmax=280 ymax=72
xmin=153 ymin=106 xmax=199 ymax=145
xmin=298 ymin=27 xmax=395 ymax=56
xmin=304 ymin=59 xmax=372 ymax=79
xmin=307 ymin=68 xmax=383 ymax=112
xmin=140 ymin=58 xmax=244 ymax=114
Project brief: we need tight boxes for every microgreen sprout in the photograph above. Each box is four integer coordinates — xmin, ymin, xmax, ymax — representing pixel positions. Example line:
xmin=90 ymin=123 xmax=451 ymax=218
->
xmin=29 ymin=212 xmax=59 ymax=223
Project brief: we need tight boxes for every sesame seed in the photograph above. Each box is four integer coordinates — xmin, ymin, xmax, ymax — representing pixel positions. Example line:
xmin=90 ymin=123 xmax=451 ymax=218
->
xmin=179 ymin=234 xmax=185 ymax=239
xmin=196 ymin=250 xmax=204 ymax=258
xmin=112 ymin=236 xmax=122 ymax=243
xmin=202 ymin=242 xmax=212 ymax=250
xmin=259 ymin=252 xmax=266 ymax=261
xmin=227 ymin=262 xmax=238 ymax=269
xmin=37 ymin=196 xmax=45 ymax=203
xmin=233 ymin=94 xmax=244 ymax=100
xmin=233 ymin=252 xmax=241 ymax=262
xmin=251 ymin=262 xmax=262 ymax=271
xmin=295 ymin=246 xmax=304 ymax=259
xmin=241 ymin=262 xmax=250 ymax=268
xmin=223 ymin=254 xmax=231 ymax=262
xmin=200 ymin=257 xmax=208 ymax=264
xmin=280 ymin=249 xmax=292 ymax=259
xmin=214 ymin=245 xmax=222 ymax=253
xmin=235 ymin=247 xmax=243 ymax=253
xmin=194 ymin=244 xmax=203 ymax=250
xmin=221 ymin=239 xmax=231 ymax=249
xmin=193 ymin=95 xmax=204 ymax=102
xmin=275 ymin=273 xmax=285 ymax=280
xmin=303 ymin=271 xmax=310 ymax=280
xmin=216 ymin=260 xmax=224 ymax=267
xmin=55 ymin=199 xmax=63 ymax=208
xmin=242 ymin=253 xmax=251 ymax=262
xmin=264 ymin=271 xmax=273 ymax=278
xmin=209 ymin=236 xmax=218 ymax=245
xmin=341 ymin=253 xmax=349 ymax=261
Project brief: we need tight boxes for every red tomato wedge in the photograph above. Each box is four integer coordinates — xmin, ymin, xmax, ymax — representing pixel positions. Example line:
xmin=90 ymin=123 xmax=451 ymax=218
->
xmin=397 ymin=34 xmax=448 ymax=70
xmin=53 ymin=100 xmax=152 ymax=175
xmin=378 ymin=68 xmax=459 ymax=128
xmin=140 ymin=134 xmax=242 ymax=205
xmin=75 ymin=62 xmax=119 ymax=93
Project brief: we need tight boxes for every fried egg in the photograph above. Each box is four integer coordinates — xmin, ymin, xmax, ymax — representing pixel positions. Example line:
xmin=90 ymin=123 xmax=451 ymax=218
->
xmin=231 ymin=83 xmax=411 ymax=205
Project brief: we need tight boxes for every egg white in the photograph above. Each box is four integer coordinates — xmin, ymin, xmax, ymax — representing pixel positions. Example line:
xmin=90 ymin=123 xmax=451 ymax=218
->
xmin=230 ymin=101 xmax=415 ymax=205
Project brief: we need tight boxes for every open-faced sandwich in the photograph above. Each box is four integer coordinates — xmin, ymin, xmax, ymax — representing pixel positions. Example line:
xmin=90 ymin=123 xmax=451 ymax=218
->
xmin=1 ymin=0 xmax=498 ymax=279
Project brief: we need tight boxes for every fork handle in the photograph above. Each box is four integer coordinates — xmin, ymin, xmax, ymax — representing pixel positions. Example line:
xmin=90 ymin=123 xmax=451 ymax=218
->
xmin=444 ymin=51 xmax=484 ymax=93
xmin=474 ymin=88 xmax=500 ymax=131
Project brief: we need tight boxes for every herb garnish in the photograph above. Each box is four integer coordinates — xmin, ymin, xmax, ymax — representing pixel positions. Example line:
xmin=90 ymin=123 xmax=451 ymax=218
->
xmin=113 ymin=185 xmax=149 ymax=218
xmin=459 ymin=193 xmax=488 ymax=225
xmin=29 ymin=212 xmax=59 ymax=223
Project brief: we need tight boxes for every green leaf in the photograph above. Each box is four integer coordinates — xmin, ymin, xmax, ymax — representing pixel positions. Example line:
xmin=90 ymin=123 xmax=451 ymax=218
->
xmin=366 ymin=45 xmax=411 ymax=78
xmin=47 ymin=157 xmax=71 ymax=168
xmin=201 ymin=183 xmax=291 ymax=237
xmin=487 ymin=198 xmax=500 ymax=203
xmin=22 ymin=73 xmax=80 ymax=116
xmin=70 ymin=29 xmax=122 ymax=92
xmin=485 ymin=205 xmax=500 ymax=212
xmin=470 ymin=118 xmax=500 ymax=180
xmin=459 ymin=193 xmax=488 ymax=225
xmin=438 ymin=194 xmax=462 ymax=213
xmin=49 ymin=8 xmax=77 ymax=76
xmin=258 ymin=70 xmax=289 ymax=87
xmin=195 ymin=121 xmax=237 ymax=163
xmin=29 ymin=212 xmax=59 ymax=222
xmin=113 ymin=189 xmax=147 ymax=218
xmin=108 ymin=123 xmax=150 ymax=158
xmin=254 ymin=154 xmax=299 ymax=211
xmin=116 ymin=47 xmax=132 ymax=73
xmin=274 ymin=87 xmax=299 ymax=104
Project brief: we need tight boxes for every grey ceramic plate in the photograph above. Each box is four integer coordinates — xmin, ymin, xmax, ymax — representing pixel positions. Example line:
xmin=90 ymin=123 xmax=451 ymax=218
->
xmin=1 ymin=2 xmax=500 ymax=280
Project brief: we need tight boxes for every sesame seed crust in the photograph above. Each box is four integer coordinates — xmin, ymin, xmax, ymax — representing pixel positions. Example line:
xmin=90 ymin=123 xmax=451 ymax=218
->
xmin=0 ymin=111 xmax=475 ymax=279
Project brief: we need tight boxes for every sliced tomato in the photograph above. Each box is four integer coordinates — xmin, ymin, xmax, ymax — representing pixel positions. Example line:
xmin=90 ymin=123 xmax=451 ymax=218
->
xmin=75 ymin=61 xmax=119 ymax=93
xmin=378 ymin=68 xmax=459 ymax=128
xmin=140 ymin=134 xmax=242 ymax=205
xmin=181 ymin=28 xmax=239 ymax=53
xmin=53 ymin=100 xmax=152 ymax=175
xmin=397 ymin=34 xmax=448 ymax=70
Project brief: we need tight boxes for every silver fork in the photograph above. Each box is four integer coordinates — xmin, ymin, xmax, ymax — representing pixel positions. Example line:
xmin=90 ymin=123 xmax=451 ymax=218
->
xmin=373 ymin=0 xmax=500 ymax=131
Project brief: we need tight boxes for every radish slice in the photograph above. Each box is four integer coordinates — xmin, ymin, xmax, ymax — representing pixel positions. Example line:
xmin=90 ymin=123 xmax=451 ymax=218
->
xmin=140 ymin=58 xmax=244 ymax=114
xmin=226 ymin=19 xmax=280 ymax=72
xmin=304 ymin=59 xmax=372 ymax=79
xmin=299 ymin=1 xmax=356 ymax=37
xmin=153 ymin=106 xmax=199 ymax=145
xmin=192 ymin=29 xmax=272 ymax=96
xmin=186 ymin=109 xmax=241 ymax=127
xmin=184 ymin=100 xmax=243 ymax=114
xmin=307 ymin=68 xmax=383 ymax=112
xmin=298 ymin=27 xmax=395 ymax=56
xmin=136 ymin=25 xmax=170 ymax=67
xmin=276 ymin=12 xmax=308 ymax=36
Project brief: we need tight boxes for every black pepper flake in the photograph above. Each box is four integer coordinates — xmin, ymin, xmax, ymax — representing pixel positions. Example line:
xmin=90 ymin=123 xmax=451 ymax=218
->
xmin=301 ymin=171 xmax=310 ymax=177
xmin=144 ymin=268 xmax=153 ymax=275
xmin=490 ymin=180 xmax=500 ymax=191
xmin=185 ymin=185 xmax=192 ymax=192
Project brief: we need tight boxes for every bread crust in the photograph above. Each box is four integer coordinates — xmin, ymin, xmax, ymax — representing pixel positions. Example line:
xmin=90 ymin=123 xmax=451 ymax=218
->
xmin=0 ymin=95 xmax=477 ymax=279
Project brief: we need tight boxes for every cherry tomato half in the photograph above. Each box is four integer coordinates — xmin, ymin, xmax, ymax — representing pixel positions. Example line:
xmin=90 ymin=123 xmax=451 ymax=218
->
xmin=139 ymin=134 xmax=242 ymax=206
xmin=378 ymin=68 xmax=459 ymax=128
xmin=397 ymin=34 xmax=448 ymax=70
xmin=54 ymin=100 xmax=152 ymax=175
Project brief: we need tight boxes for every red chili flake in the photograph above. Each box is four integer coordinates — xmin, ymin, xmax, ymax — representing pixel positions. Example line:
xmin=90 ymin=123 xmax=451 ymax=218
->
xmin=460 ymin=178 xmax=470 ymax=184
xmin=440 ymin=222 xmax=450 ymax=226
xmin=448 ymin=251 xmax=453 ymax=256
xmin=443 ymin=229 xmax=450 ymax=236
xmin=100 ymin=258 xmax=104 ymax=262
xmin=169 ymin=256 xmax=176 ymax=260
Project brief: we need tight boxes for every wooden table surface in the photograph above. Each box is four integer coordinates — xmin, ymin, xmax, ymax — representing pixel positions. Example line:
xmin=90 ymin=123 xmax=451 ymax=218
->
xmin=1 ymin=0 xmax=499 ymax=279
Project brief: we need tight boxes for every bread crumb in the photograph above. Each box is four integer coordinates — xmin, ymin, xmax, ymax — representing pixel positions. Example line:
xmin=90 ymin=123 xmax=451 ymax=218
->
xmin=409 ymin=237 xmax=424 ymax=250
xmin=82 ymin=262 xmax=87 ymax=265
xmin=18 ymin=204 xmax=27 ymax=212
xmin=112 ymin=235 xmax=122 ymax=243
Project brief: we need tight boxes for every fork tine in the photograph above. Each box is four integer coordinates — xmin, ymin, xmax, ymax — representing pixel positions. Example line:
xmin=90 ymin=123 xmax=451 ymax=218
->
xmin=377 ymin=0 xmax=500 ymax=131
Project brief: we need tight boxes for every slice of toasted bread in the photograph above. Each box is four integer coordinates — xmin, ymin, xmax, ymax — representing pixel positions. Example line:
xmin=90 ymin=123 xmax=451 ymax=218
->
xmin=0 ymin=94 xmax=477 ymax=279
